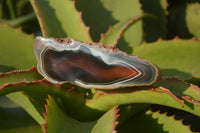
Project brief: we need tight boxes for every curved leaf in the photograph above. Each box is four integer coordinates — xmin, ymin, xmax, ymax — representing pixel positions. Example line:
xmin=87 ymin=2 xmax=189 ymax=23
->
xmin=118 ymin=109 xmax=192 ymax=133
xmin=0 ymin=96 xmax=44 ymax=133
xmin=0 ymin=68 xmax=85 ymax=116
xmin=0 ymin=68 xmax=85 ymax=123
xmin=186 ymin=3 xmax=200 ymax=39
xmin=6 ymin=92 xmax=45 ymax=125
xmin=76 ymin=0 xmax=143 ymax=49
xmin=1 ymin=69 xmax=200 ymax=125
xmin=155 ymin=78 xmax=200 ymax=102
xmin=44 ymin=96 xmax=95 ymax=133
xmin=100 ymin=0 xmax=143 ymax=50
xmin=0 ymin=67 xmax=42 ymax=85
xmin=0 ymin=23 xmax=36 ymax=70
xmin=30 ymin=0 xmax=92 ymax=42
xmin=45 ymin=96 xmax=119 ymax=133
xmin=76 ymin=78 xmax=200 ymax=120
xmin=99 ymin=14 xmax=151 ymax=46
xmin=91 ymin=106 xmax=119 ymax=133
xmin=149 ymin=110 xmax=192 ymax=133
xmin=0 ymin=67 xmax=45 ymax=124
xmin=134 ymin=39 xmax=200 ymax=79
xmin=117 ymin=104 xmax=150 ymax=126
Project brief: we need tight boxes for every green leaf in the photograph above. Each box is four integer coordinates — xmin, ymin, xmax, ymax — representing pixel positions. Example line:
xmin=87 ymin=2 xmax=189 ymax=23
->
xmin=118 ymin=109 xmax=192 ymax=133
xmin=0 ymin=24 xmax=44 ymax=125
xmin=149 ymin=110 xmax=192 ymax=133
xmin=0 ymin=68 xmax=45 ymax=124
xmin=101 ymin=0 xmax=144 ymax=50
xmin=140 ymin=0 xmax=168 ymax=42
xmin=134 ymin=39 xmax=200 ymax=79
xmin=0 ymin=67 xmax=42 ymax=85
xmin=45 ymin=96 xmax=119 ymax=133
xmin=0 ymin=68 xmax=85 ymax=118
xmin=6 ymin=92 xmax=45 ymax=125
xmin=76 ymin=0 xmax=143 ymax=49
xmin=0 ymin=23 xmax=36 ymax=70
xmin=155 ymin=78 xmax=200 ymax=102
xmin=91 ymin=106 xmax=119 ymax=133
xmin=186 ymin=3 xmax=200 ymax=39
xmin=45 ymin=96 xmax=94 ymax=133
xmin=76 ymin=78 xmax=200 ymax=121
xmin=0 ymin=96 xmax=44 ymax=133
xmin=99 ymin=14 xmax=150 ymax=45
xmin=117 ymin=104 xmax=150 ymax=126
xmin=30 ymin=0 xmax=92 ymax=42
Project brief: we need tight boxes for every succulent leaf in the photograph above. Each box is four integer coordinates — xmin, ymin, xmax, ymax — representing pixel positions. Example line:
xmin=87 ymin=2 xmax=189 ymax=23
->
xmin=0 ymin=67 xmax=44 ymax=124
xmin=0 ymin=68 xmax=86 ymax=123
xmin=118 ymin=109 xmax=193 ymax=133
xmin=6 ymin=92 xmax=45 ymax=125
xmin=76 ymin=78 xmax=200 ymax=121
xmin=0 ymin=23 xmax=36 ymax=70
xmin=91 ymin=105 xmax=119 ymax=133
xmin=149 ymin=110 xmax=193 ymax=133
xmin=155 ymin=78 xmax=200 ymax=103
xmin=134 ymin=38 xmax=200 ymax=79
xmin=0 ymin=96 xmax=44 ymax=133
xmin=99 ymin=14 xmax=151 ymax=46
xmin=186 ymin=3 xmax=200 ymax=39
xmin=44 ymin=96 xmax=119 ymax=133
xmin=29 ymin=0 xmax=92 ymax=42
xmin=76 ymin=0 xmax=143 ymax=50
xmin=0 ymin=67 xmax=86 ymax=117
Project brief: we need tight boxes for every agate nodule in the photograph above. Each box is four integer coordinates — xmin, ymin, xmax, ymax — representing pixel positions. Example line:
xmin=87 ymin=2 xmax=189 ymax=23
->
xmin=34 ymin=37 xmax=160 ymax=89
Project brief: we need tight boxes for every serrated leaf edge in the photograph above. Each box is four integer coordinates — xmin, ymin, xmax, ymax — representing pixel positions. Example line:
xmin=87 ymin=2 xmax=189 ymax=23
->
xmin=112 ymin=105 xmax=120 ymax=133
xmin=149 ymin=110 xmax=194 ymax=133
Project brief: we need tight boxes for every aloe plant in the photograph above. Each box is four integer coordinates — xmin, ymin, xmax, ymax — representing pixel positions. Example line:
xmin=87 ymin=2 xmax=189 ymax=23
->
xmin=0 ymin=0 xmax=200 ymax=132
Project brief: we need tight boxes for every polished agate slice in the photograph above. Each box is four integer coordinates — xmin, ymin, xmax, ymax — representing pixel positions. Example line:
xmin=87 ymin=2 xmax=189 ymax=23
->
xmin=34 ymin=37 xmax=160 ymax=89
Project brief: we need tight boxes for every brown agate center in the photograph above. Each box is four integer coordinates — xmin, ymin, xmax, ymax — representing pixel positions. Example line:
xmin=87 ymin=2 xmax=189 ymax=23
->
xmin=43 ymin=49 xmax=139 ymax=84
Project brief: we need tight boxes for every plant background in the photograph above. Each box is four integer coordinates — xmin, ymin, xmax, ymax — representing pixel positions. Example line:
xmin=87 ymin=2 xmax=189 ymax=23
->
xmin=0 ymin=0 xmax=200 ymax=132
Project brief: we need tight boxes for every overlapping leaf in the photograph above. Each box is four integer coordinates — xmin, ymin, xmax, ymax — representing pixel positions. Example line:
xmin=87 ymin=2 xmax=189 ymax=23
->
xmin=0 ymin=96 xmax=44 ymax=133
xmin=118 ymin=109 xmax=192 ymax=133
xmin=0 ymin=23 xmax=35 ymax=70
xmin=1 ymin=68 xmax=200 ymax=122
xmin=186 ymin=3 xmax=200 ymax=39
xmin=29 ymin=0 xmax=92 ymax=42
xmin=74 ymin=78 xmax=200 ymax=121
xmin=0 ymin=68 xmax=85 ymax=119
xmin=76 ymin=0 xmax=143 ymax=50
xmin=44 ymin=96 xmax=119 ymax=133
xmin=99 ymin=14 xmax=152 ymax=46
xmin=134 ymin=38 xmax=200 ymax=79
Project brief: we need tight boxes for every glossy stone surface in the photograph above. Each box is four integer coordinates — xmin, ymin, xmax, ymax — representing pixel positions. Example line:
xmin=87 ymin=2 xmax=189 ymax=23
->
xmin=34 ymin=37 xmax=160 ymax=89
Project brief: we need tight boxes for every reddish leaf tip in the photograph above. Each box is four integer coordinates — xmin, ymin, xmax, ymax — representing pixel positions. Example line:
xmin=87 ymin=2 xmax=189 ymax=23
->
xmin=99 ymin=25 xmax=113 ymax=43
